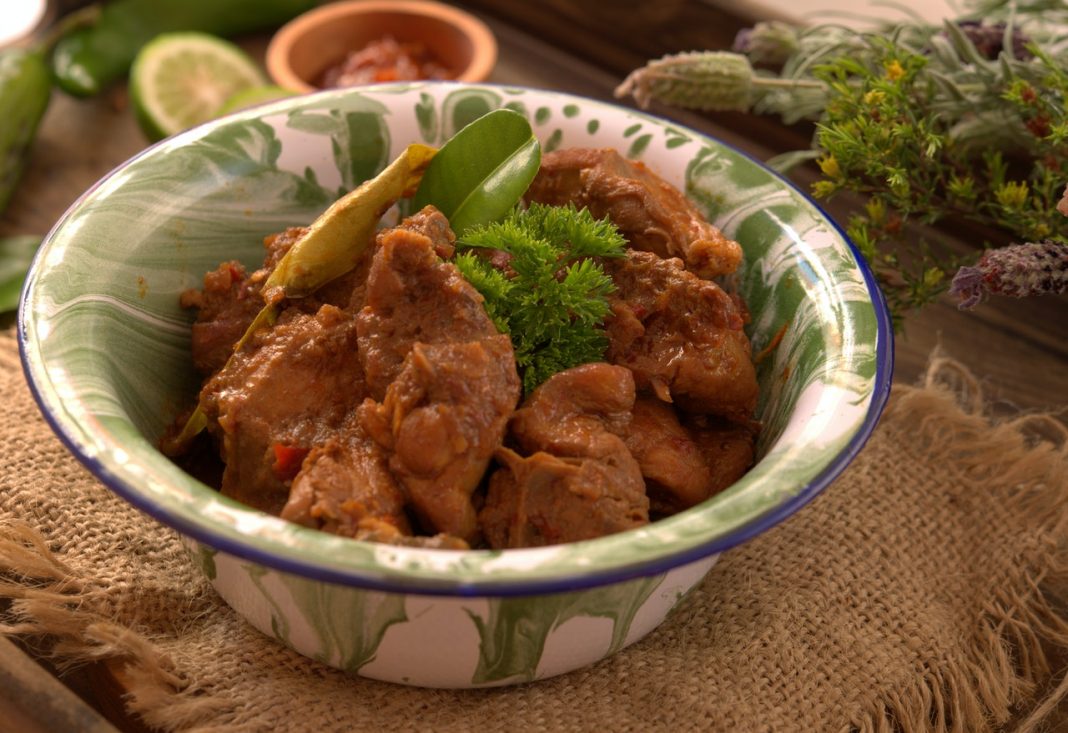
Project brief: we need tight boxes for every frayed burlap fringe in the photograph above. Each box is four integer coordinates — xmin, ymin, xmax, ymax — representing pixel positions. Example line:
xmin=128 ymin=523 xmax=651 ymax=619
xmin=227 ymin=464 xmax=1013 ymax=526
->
xmin=0 ymin=349 xmax=1066 ymax=733
xmin=846 ymin=355 xmax=1068 ymax=733
xmin=0 ymin=523 xmax=233 ymax=729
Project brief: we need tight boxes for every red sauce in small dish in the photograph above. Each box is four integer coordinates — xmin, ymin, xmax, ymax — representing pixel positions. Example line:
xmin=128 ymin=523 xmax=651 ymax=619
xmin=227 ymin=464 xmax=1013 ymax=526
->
xmin=318 ymin=36 xmax=452 ymax=87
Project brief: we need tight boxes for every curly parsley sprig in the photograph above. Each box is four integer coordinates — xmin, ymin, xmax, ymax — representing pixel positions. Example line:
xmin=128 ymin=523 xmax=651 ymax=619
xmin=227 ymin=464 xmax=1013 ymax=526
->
xmin=453 ymin=202 xmax=626 ymax=393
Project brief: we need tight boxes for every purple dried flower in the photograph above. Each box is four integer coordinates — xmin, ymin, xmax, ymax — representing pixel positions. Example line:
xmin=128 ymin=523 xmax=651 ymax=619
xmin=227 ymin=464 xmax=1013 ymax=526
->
xmin=733 ymin=28 xmax=753 ymax=54
xmin=953 ymin=20 xmax=1032 ymax=60
xmin=950 ymin=241 xmax=1068 ymax=308
xmin=731 ymin=21 xmax=799 ymax=66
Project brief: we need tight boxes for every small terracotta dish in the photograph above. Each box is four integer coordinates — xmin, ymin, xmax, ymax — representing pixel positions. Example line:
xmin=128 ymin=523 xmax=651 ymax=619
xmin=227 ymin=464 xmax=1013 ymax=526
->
xmin=266 ymin=0 xmax=497 ymax=92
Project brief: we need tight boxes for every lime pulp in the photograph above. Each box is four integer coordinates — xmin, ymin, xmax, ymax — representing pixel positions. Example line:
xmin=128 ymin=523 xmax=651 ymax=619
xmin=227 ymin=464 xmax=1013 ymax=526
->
xmin=130 ymin=32 xmax=268 ymax=141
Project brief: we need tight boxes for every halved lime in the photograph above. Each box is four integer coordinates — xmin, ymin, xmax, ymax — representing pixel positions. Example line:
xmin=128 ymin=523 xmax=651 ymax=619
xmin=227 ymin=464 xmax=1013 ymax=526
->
xmin=215 ymin=85 xmax=296 ymax=116
xmin=130 ymin=32 xmax=268 ymax=141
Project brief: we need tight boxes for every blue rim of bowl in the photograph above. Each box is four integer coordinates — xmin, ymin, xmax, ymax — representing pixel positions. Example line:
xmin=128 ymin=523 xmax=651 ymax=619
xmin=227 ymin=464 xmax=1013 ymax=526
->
xmin=18 ymin=82 xmax=894 ymax=598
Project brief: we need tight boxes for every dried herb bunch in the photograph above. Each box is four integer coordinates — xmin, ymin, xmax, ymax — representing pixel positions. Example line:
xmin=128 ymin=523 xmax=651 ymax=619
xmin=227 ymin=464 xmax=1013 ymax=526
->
xmin=616 ymin=0 xmax=1068 ymax=318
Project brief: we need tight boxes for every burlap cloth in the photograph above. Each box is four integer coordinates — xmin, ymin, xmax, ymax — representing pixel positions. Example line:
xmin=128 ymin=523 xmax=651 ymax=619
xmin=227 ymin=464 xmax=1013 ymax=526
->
xmin=1 ymin=327 xmax=1067 ymax=733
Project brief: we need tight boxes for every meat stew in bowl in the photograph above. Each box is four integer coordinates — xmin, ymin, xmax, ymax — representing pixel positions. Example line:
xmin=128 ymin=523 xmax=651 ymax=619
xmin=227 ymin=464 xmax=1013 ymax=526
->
xmin=168 ymin=146 xmax=760 ymax=550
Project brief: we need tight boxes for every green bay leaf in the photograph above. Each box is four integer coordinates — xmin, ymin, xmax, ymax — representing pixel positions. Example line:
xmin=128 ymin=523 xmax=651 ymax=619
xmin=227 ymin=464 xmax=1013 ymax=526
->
xmin=412 ymin=109 xmax=541 ymax=235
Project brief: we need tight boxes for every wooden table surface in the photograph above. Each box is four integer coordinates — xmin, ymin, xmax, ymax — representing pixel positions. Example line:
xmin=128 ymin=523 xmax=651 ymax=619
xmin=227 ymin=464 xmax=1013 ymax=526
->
xmin=1 ymin=2 xmax=1065 ymax=730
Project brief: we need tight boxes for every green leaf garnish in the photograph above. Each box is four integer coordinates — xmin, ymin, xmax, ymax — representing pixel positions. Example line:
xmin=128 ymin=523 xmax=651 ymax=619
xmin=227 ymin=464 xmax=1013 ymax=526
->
xmin=412 ymin=108 xmax=541 ymax=235
xmin=454 ymin=203 xmax=626 ymax=393
xmin=0 ymin=236 xmax=41 ymax=314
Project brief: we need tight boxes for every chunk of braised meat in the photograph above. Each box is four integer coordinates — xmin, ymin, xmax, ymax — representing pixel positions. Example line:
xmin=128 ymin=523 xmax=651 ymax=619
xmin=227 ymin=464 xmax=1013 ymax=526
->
xmin=623 ymin=395 xmax=712 ymax=513
xmin=622 ymin=396 xmax=757 ymax=514
xmin=687 ymin=414 xmax=758 ymax=499
xmin=181 ymin=227 xmax=309 ymax=376
xmin=199 ymin=303 xmax=366 ymax=514
xmin=397 ymin=204 xmax=456 ymax=258
xmin=283 ymin=430 xmax=471 ymax=548
xmin=280 ymin=413 xmax=411 ymax=538
xmin=508 ymin=362 xmax=633 ymax=457
xmin=180 ymin=260 xmax=264 ymax=376
xmin=260 ymin=225 xmax=306 ymax=271
xmin=356 ymin=206 xmax=496 ymax=400
xmin=480 ymin=363 xmax=649 ymax=549
xmin=182 ymin=207 xmax=451 ymax=379
xmin=360 ymin=337 xmax=519 ymax=543
xmin=605 ymin=250 xmax=758 ymax=421
xmin=524 ymin=147 xmax=743 ymax=278
xmin=180 ymin=223 xmax=379 ymax=379
xmin=352 ymin=208 xmax=518 ymax=542
xmin=317 ymin=206 xmax=455 ymax=314
xmin=483 ymin=451 xmax=641 ymax=549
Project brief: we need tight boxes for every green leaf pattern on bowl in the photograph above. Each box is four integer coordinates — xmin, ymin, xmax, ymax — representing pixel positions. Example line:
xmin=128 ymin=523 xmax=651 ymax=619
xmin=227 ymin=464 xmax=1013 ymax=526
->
xmin=467 ymin=571 xmax=665 ymax=684
xmin=285 ymin=94 xmax=391 ymax=196
xmin=204 ymin=545 xmax=707 ymax=687
xmin=276 ymin=571 xmax=410 ymax=671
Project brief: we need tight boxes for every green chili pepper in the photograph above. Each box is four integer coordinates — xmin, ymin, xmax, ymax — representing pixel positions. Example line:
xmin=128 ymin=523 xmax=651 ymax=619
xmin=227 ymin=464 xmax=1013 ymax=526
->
xmin=51 ymin=0 xmax=320 ymax=97
xmin=0 ymin=47 xmax=51 ymax=218
xmin=0 ymin=236 xmax=42 ymax=313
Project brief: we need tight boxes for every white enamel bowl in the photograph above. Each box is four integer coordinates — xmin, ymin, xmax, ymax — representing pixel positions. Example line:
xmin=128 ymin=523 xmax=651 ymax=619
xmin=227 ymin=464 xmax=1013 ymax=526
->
xmin=19 ymin=82 xmax=892 ymax=687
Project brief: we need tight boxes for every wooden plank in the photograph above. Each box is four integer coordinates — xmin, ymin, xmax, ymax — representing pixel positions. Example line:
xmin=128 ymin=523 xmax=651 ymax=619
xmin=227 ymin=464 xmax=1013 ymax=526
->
xmin=0 ymin=636 xmax=119 ymax=733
